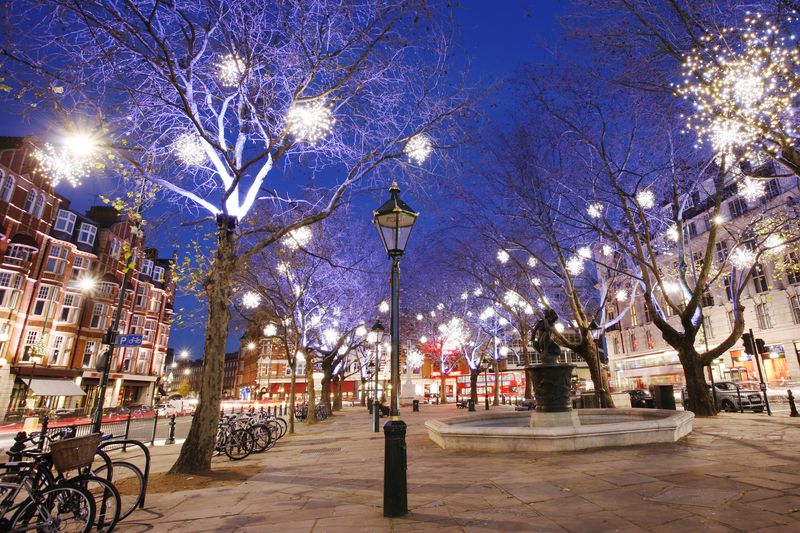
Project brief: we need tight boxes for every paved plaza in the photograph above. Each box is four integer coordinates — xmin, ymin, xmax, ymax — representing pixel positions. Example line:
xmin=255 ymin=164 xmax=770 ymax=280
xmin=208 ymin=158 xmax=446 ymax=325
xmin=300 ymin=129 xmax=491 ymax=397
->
xmin=119 ymin=405 xmax=800 ymax=532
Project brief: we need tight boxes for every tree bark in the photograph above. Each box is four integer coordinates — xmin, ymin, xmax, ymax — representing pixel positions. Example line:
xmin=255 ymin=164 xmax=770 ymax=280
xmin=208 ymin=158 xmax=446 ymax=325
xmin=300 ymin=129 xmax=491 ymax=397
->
xmin=288 ymin=370 xmax=297 ymax=434
xmin=584 ymin=348 xmax=615 ymax=408
xmin=439 ymin=371 xmax=448 ymax=404
xmin=305 ymin=360 xmax=318 ymax=424
xmin=170 ymin=227 xmax=235 ymax=474
xmin=359 ymin=378 xmax=366 ymax=406
xmin=469 ymin=369 xmax=479 ymax=404
xmin=333 ymin=378 xmax=343 ymax=411
xmin=493 ymin=360 xmax=500 ymax=406
xmin=681 ymin=346 xmax=716 ymax=416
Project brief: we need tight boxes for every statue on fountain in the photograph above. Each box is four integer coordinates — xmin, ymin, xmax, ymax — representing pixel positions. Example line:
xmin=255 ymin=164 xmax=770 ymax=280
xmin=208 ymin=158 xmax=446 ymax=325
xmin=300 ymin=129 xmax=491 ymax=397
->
xmin=527 ymin=308 xmax=577 ymax=419
xmin=531 ymin=309 xmax=562 ymax=365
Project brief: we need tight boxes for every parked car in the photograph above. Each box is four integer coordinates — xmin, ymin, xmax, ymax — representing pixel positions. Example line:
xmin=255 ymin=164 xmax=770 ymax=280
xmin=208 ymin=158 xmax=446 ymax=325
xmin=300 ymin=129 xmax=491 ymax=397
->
xmin=155 ymin=404 xmax=177 ymax=417
xmin=625 ymin=389 xmax=655 ymax=408
xmin=127 ymin=404 xmax=154 ymax=417
xmin=514 ymin=398 xmax=536 ymax=411
xmin=682 ymin=381 xmax=765 ymax=413
xmin=423 ymin=394 xmax=439 ymax=404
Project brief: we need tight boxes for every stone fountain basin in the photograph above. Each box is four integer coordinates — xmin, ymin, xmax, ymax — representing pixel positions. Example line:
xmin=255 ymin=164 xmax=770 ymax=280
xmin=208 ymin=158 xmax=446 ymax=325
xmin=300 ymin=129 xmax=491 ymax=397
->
xmin=425 ymin=408 xmax=694 ymax=453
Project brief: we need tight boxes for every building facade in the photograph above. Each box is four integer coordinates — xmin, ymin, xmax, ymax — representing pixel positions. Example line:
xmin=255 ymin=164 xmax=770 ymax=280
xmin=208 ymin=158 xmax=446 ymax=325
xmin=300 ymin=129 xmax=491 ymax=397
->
xmin=604 ymin=162 xmax=800 ymax=391
xmin=0 ymin=136 xmax=175 ymax=420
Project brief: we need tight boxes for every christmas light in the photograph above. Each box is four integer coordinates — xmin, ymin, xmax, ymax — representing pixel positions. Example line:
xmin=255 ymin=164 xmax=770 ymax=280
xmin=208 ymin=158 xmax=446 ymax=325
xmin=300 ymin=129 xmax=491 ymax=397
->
xmin=263 ymin=323 xmax=278 ymax=337
xmin=173 ymin=133 xmax=206 ymax=166
xmin=406 ymin=348 xmax=425 ymax=369
xmin=730 ymin=247 xmax=756 ymax=270
xmin=738 ymin=177 xmax=766 ymax=202
xmin=577 ymin=246 xmax=592 ymax=259
xmin=587 ymin=202 xmax=604 ymax=218
xmin=636 ymin=189 xmax=656 ymax=209
xmin=555 ymin=323 xmax=565 ymax=333
xmin=667 ymin=225 xmax=679 ymax=242
xmin=217 ymin=54 xmax=245 ymax=87
xmin=531 ymin=277 xmax=541 ymax=286
xmin=566 ymin=256 xmax=585 ymax=276
xmin=285 ymin=100 xmax=335 ymax=143
xmin=379 ymin=300 xmax=390 ymax=313
xmin=416 ymin=314 xmax=423 ymax=321
xmin=33 ymin=143 xmax=93 ymax=187
xmin=527 ymin=256 xmax=538 ymax=268
xmin=282 ymin=226 xmax=313 ymax=250
xmin=615 ymin=289 xmax=628 ymax=302
xmin=602 ymin=245 xmax=614 ymax=257
xmin=355 ymin=325 xmax=367 ymax=337
xmin=419 ymin=336 xmax=428 ymax=344
xmin=242 ymin=291 xmax=261 ymax=309
xmin=764 ymin=234 xmax=785 ymax=253
xmin=405 ymin=134 xmax=433 ymax=164
xmin=497 ymin=249 xmax=510 ymax=263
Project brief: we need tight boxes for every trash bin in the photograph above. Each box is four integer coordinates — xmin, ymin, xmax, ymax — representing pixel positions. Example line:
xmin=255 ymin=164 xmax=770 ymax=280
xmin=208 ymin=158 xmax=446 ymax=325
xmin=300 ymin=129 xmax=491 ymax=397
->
xmin=580 ymin=393 xmax=598 ymax=409
xmin=654 ymin=385 xmax=676 ymax=410
xmin=412 ymin=399 xmax=419 ymax=412
xmin=468 ymin=399 xmax=476 ymax=411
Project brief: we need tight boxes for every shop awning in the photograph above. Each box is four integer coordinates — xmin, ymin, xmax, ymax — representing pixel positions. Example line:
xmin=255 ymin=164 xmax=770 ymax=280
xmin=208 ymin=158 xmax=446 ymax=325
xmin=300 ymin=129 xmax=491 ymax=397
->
xmin=27 ymin=379 xmax=86 ymax=397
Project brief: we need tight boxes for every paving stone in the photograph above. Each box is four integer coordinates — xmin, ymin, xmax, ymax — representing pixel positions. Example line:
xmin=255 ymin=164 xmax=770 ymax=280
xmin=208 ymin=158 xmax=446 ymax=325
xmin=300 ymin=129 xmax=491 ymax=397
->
xmin=647 ymin=486 xmax=740 ymax=508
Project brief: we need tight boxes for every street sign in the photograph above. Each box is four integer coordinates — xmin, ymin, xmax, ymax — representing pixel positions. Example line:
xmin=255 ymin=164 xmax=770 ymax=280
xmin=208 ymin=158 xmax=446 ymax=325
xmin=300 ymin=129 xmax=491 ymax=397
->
xmin=116 ymin=334 xmax=143 ymax=347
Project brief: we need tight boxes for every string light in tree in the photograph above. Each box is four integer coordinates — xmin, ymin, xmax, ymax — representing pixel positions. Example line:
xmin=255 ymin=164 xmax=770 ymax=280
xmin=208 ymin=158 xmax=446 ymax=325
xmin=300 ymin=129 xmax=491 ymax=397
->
xmin=263 ymin=323 xmax=278 ymax=337
xmin=404 ymin=134 xmax=433 ymax=164
xmin=566 ymin=256 xmax=585 ymax=276
xmin=282 ymin=226 xmax=313 ymax=250
xmin=738 ymin=177 xmax=766 ymax=202
xmin=615 ymin=289 xmax=628 ymax=302
xmin=285 ymin=100 xmax=335 ymax=143
xmin=406 ymin=348 xmax=425 ymax=370
xmin=379 ymin=300 xmax=390 ymax=314
xmin=666 ymin=225 xmax=680 ymax=242
xmin=636 ymin=189 xmax=656 ymax=209
xmin=577 ymin=246 xmax=592 ymax=259
xmin=764 ymin=234 xmax=785 ymax=254
xmin=242 ymin=291 xmax=261 ymax=309
xmin=587 ymin=202 xmax=604 ymax=218
xmin=602 ymin=245 xmax=614 ymax=257
xmin=173 ymin=133 xmax=206 ymax=165
xmin=531 ymin=277 xmax=541 ymax=286
xmin=527 ymin=256 xmax=538 ymax=268
xmin=497 ymin=249 xmax=510 ymax=263
xmin=730 ymin=247 xmax=756 ymax=270
xmin=217 ymin=54 xmax=245 ymax=87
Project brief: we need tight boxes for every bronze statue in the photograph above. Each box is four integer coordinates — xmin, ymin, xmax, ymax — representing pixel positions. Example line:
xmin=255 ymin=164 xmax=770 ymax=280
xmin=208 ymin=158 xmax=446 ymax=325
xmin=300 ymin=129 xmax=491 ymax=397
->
xmin=531 ymin=308 xmax=562 ymax=365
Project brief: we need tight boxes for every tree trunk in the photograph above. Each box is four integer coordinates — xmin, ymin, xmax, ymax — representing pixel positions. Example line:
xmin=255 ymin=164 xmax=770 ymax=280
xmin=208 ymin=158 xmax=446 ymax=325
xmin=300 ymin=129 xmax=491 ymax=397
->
xmin=288 ymin=370 xmax=297 ymax=434
xmin=521 ymin=326 xmax=533 ymax=399
xmin=681 ymin=346 xmax=716 ymax=416
xmin=359 ymin=378 xmax=366 ymax=406
xmin=333 ymin=378 xmax=343 ymax=411
xmin=305 ymin=360 xmax=318 ymax=424
xmin=321 ymin=375 xmax=331 ymax=413
xmin=524 ymin=368 xmax=533 ymax=400
xmin=170 ymin=227 xmax=235 ymax=474
xmin=439 ymin=371 xmax=448 ymax=404
xmin=585 ymin=349 xmax=615 ymax=408
xmin=469 ymin=369 xmax=479 ymax=404
xmin=493 ymin=360 xmax=500 ymax=406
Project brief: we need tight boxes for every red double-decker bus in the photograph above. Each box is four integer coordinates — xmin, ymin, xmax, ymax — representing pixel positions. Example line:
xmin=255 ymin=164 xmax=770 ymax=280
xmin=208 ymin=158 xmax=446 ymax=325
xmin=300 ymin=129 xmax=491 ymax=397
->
xmin=456 ymin=372 xmax=519 ymax=399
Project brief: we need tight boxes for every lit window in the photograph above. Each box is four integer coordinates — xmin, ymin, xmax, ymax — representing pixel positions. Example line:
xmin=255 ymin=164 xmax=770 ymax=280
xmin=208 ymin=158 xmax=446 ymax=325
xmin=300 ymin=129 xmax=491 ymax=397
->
xmin=77 ymin=223 xmax=97 ymax=246
xmin=24 ymin=189 xmax=37 ymax=214
xmin=82 ymin=341 xmax=96 ymax=368
xmin=790 ymin=295 xmax=800 ymax=325
xmin=0 ymin=173 xmax=15 ymax=202
xmin=44 ymin=245 xmax=69 ymax=276
xmin=110 ymin=238 xmax=123 ymax=259
xmin=54 ymin=210 xmax=77 ymax=234
xmin=141 ymin=259 xmax=153 ymax=278
xmin=752 ymin=264 xmax=768 ymax=293
xmin=0 ymin=272 xmax=22 ymax=308
xmin=153 ymin=266 xmax=165 ymax=283
xmin=755 ymin=303 xmax=772 ymax=329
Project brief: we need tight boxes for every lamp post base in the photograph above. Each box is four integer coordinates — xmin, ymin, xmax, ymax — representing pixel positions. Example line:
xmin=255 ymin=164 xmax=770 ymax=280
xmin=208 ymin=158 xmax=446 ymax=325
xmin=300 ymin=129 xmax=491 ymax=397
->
xmin=383 ymin=418 xmax=408 ymax=517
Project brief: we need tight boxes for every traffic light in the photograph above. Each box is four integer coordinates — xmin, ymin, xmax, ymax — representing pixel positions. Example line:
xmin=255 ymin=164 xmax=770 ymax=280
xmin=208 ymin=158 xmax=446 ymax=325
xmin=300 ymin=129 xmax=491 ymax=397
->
xmin=755 ymin=338 xmax=768 ymax=355
xmin=742 ymin=332 xmax=755 ymax=355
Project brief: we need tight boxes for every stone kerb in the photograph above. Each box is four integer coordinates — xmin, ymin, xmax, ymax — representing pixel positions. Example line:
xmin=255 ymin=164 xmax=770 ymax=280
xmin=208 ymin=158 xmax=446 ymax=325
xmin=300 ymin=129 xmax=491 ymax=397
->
xmin=425 ymin=408 xmax=694 ymax=453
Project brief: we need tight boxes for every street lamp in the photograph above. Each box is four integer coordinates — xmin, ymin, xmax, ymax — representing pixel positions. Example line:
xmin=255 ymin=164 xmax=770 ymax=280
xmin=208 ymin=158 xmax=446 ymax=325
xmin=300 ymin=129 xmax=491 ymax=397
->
xmin=481 ymin=356 xmax=491 ymax=411
xmin=373 ymin=182 xmax=418 ymax=518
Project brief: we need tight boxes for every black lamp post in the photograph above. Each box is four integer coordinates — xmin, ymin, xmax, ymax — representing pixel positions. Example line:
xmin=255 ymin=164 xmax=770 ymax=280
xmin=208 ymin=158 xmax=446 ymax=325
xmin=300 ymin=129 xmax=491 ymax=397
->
xmin=482 ymin=357 xmax=491 ymax=410
xmin=368 ymin=321 xmax=385 ymax=433
xmin=373 ymin=182 xmax=418 ymax=518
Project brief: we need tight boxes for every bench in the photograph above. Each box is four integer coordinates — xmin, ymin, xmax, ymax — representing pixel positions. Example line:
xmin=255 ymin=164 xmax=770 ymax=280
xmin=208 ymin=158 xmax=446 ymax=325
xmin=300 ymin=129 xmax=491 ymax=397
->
xmin=456 ymin=400 xmax=469 ymax=409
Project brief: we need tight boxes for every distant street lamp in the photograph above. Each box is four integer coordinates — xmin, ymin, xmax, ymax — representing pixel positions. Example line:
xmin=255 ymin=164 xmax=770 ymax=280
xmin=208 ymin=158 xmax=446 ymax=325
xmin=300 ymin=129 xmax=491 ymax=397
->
xmin=373 ymin=182 xmax=418 ymax=518
xmin=589 ymin=321 xmax=607 ymax=408
xmin=368 ymin=321 xmax=385 ymax=433
xmin=481 ymin=356 xmax=491 ymax=411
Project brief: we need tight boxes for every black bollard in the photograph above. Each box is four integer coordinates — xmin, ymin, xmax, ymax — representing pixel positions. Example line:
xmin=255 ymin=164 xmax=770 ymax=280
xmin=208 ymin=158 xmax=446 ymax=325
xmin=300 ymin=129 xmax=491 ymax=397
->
xmin=165 ymin=414 xmax=177 ymax=445
xmin=412 ymin=399 xmax=419 ymax=412
xmin=788 ymin=390 xmax=800 ymax=417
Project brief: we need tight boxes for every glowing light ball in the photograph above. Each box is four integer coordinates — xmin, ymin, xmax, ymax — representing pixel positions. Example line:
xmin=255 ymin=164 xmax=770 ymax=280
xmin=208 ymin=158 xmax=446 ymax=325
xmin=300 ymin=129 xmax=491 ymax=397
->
xmin=496 ymin=249 xmax=510 ymax=263
xmin=615 ymin=289 xmax=628 ymax=302
xmin=636 ymin=189 xmax=656 ymax=209
xmin=577 ymin=246 xmax=592 ymax=259
xmin=738 ymin=177 xmax=766 ymax=202
xmin=263 ymin=323 xmax=278 ymax=337
xmin=566 ymin=256 xmax=585 ymax=276
xmin=217 ymin=54 xmax=245 ymax=87
xmin=730 ymin=247 xmax=756 ymax=270
xmin=285 ymin=100 xmax=335 ymax=143
xmin=173 ymin=133 xmax=206 ymax=166
xmin=283 ymin=226 xmax=313 ymax=250
xmin=587 ymin=202 xmax=604 ymax=218
xmin=242 ymin=291 xmax=261 ymax=309
xmin=33 ymin=143 xmax=93 ymax=187
xmin=405 ymin=134 xmax=433 ymax=165
xmin=406 ymin=348 xmax=425 ymax=369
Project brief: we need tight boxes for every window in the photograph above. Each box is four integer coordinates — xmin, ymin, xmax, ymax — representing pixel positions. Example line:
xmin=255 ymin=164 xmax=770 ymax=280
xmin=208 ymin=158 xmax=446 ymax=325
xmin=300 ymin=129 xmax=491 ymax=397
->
xmin=82 ymin=341 xmax=96 ymax=368
xmin=643 ymin=305 xmax=652 ymax=323
xmin=59 ymin=293 xmax=82 ymax=323
xmin=0 ymin=272 xmax=22 ymax=308
xmin=646 ymin=330 xmax=655 ymax=349
xmin=702 ymin=317 xmax=714 ymax=339
xmin=152 ymin=266 xmax=165 ymax=283
xmin=77 ymin=223 xmax=97 ymax=246
xmin=629 ymin=305 xmax=638 ymax=327
xmin=54 ymin=210 xmax=76 ymax=234
xmin=32 ymin=285 xmax=58 ymax=317
xmin=130 ymin=315 xmax=142 ymax=334
xmin=21 ymin=330 xmax=40 ymax=362
xmin=755 ymin=302 xmax=772 ymax=329
xmin=723 ymin=277 xmax=734 ymax=302
xmin=701 ymin=291 xmax=714 ymax=308
xmin=137 ymin=349 xmax=149 ymax=374
xmin=702 ymin=213 xmax=711 ymax=232
xmin=99 ymin=282 xmax=116 ymax=297
xmin=0 ymin=173 xmax=14 ymax=202
xmin=764 ymin=179 xmax=781 ymax=200
xmin=69 ymin=256 xmax=91 ymax=281
xmin=143 ymin=320 xmax=156 ymax=342
xmin=787 ymin=252 xmax=800 ymax=285
xmin=790 ymin=295 xmax=800 ymax=324
xmin=612 ymin=336 xmax=621 ymax=354
xmin=34 ymin=193 xmax=46 ymax=218
xmin=90 ymin=303 xmax=107 ymax=329
xmin=729 ymin=197 xmax=747 ymax=218
xmin=0 ymin=322 xmax=10 ymax=355
xmin=121 ymin=348 xmax=135 ymax=372
xmin=110 ymin=238 xmax=122 ymax=259
xmin=44 ymin=245 xmax=69 ymax=276
xmin=24 ymin=189 xmax=37 ymax=214
xmin=6 ymin=244 xmax=34 ymax=263
xmin=715 ymin=240 xmax=728 ymax=263
xmin=149 ymin=291 xmax=163 ymax=313
xmin=51 ymin=335 xmax=72 ymax=366
xmin=687 ymin=221 xmax=698 ymax=238
xmin=629 ymin=333 xmax=638 ymax=352
xmin=135 ymin=285 xmax=148 ymax=308
xmin=752 ymin=264 xmax=768 ymax=293
xmin=141 ymin=259 xmax=153 ymax=278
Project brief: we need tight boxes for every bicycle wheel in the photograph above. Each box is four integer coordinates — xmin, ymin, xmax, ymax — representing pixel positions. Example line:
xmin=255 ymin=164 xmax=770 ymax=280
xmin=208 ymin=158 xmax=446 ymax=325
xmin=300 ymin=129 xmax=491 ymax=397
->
xmin=273 ymin=417 xmax=288 ymax=439
xmin=93 ymin=461 xmax=144 ymax=521
xmin=249 ymin=424 xmax=272 ymax=453
xmin=224 ymin=429 xmax=254 ymax=460
xmin=11 ymin=483 xmax=96 ymax=533
xmin=74 ymin=475 xmax=121 ymax=532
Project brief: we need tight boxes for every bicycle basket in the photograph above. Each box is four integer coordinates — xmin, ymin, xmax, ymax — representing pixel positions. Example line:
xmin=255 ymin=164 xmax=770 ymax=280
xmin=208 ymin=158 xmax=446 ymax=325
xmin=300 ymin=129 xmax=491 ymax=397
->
xmin=49 ymin=433 xmax=101 ymax=473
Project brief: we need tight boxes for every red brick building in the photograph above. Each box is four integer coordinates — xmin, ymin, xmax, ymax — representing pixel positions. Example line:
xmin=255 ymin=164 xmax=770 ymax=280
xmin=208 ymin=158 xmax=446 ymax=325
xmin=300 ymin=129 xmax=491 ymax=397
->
xmin=0 ymin=136 xmax=175 ymax=420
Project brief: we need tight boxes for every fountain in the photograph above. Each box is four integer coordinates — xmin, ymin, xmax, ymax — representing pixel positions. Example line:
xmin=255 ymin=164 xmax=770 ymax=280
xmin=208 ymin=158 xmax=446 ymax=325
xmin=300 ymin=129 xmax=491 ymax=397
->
xmin=426 ymin=310 xmax=693 ymax=452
